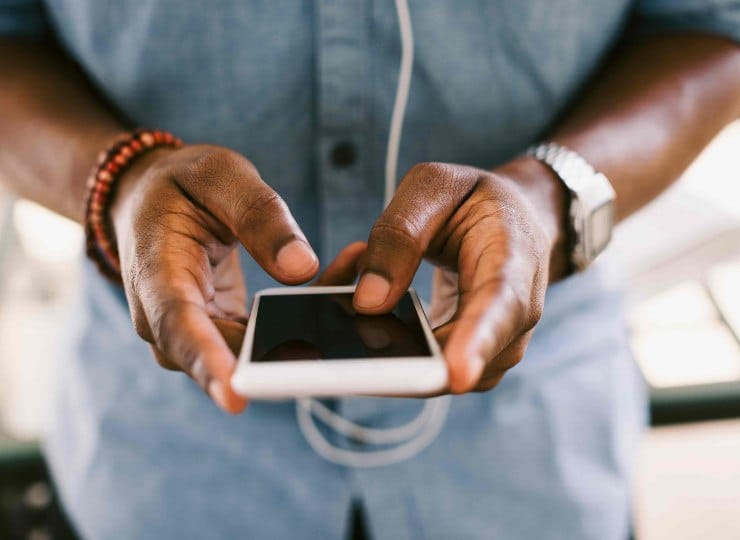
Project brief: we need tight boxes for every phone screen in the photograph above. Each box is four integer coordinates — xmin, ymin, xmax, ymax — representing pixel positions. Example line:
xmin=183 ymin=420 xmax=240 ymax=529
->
xmin=251 ymin=292 xmax=432 ymax=362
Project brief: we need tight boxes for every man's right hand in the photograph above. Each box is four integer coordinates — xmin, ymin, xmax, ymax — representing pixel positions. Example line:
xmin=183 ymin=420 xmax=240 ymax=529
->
xmin=109 ymin=145 xmax=319 ymax=413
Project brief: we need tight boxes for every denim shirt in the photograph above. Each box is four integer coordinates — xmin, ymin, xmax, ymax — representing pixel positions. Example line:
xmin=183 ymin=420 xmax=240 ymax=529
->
xmin=2 ymin=1 xmax=739 ymax=539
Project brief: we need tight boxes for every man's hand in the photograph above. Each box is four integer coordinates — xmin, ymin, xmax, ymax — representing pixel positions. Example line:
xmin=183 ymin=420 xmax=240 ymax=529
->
xmin=110 ymin=145 xmax=319 ymax=413
xmin=352 ymin=158 xmax=568 ymax=394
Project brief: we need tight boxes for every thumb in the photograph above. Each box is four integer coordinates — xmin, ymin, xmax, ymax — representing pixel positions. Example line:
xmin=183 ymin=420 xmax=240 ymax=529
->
xmin=353 ymin=163 xmax=479 ymax=314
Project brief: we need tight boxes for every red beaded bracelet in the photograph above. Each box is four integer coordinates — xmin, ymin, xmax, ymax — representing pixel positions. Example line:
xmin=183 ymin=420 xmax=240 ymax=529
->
xmin=83 ymin=128 xmax=183 ymax=282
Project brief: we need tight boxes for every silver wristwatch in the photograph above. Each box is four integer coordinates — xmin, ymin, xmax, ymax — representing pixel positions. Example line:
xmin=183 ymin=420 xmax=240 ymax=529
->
xmin=526 ymin=142 xmax=616 ymax=271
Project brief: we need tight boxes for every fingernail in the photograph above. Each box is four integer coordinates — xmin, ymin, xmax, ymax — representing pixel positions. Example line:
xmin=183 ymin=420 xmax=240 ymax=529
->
xmin=208 ymin=380 xmax=229 ymax=410
xmin=276 ymin=240 xmax=317 ymax=278
xmin=355 ymin=272 xmax=391 ymax=310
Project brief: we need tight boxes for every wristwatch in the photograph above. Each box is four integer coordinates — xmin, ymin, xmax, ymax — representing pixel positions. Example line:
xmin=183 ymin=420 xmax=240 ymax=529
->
xmin=526 ymin=142 xmax=616 ymax=272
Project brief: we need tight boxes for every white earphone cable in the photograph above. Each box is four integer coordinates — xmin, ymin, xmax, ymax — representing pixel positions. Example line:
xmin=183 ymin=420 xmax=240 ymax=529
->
xmin=296 ymin=0 xmax=451 ymax=468
xmin=383 ymin=0 xmax=415 ymax=208
xmin=301 ymin=395 xmax=433 ymax=445
xmin=297 ymin=396 xmax=450 ymax=468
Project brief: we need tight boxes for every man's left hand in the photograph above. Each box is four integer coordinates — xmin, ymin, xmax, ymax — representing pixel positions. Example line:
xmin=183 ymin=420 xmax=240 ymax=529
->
xmin=350 ymin=159 xmax=568 ymax=393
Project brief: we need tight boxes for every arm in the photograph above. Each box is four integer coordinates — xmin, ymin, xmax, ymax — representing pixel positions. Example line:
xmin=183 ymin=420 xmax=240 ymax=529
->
xmin=554 ymin=32 xmax=740 ymax=222
xmin=0 ymin=39 xmax=122 ymax=221
xmin=0 ymin=38 xmax=319 ymax=412
xmin=500 ymin=32 xmax=740 ymax=281
xmin=349 ymin=33 xmax=740 ymax=392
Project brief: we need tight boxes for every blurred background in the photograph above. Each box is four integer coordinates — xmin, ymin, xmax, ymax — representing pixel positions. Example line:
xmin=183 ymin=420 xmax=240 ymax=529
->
xmin=0 ymin=122 xmax=739 ymax=539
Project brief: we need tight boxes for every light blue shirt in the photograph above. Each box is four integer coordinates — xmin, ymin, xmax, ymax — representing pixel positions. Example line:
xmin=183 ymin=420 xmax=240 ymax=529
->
xmin=2 ymin=1 xmax=739 ymax=538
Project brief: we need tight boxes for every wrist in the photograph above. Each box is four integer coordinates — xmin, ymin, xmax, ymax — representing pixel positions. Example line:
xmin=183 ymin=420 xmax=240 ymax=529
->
xmin=496 ymin=156 xmax=571 ymax=282
xmin=109 ymin=146 xmax=177 ymax=240
xmin=84 ymin=129 xmax=183 ymax=282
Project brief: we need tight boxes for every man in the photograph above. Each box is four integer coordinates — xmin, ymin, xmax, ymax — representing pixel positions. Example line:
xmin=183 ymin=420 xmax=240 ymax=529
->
xmin=1 ymin=1 xmax=739 ymax=538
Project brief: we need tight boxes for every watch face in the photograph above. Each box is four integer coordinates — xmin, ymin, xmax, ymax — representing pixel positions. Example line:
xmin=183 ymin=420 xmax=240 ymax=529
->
xmin=588 ymin=201 xmax=615 ymax=257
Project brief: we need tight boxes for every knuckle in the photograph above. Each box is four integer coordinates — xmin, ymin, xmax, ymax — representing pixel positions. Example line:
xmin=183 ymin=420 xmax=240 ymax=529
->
xmin=506 ymin=334 xmax=532 ymax=369
xmin=370 ymin=212 xmax=421 ymax=250
xmin=195 ymin=146 xmax=256 ymax=176
xmin=508 ymin=347 xmax=527 ymax=369
xmin=403 ymin=161 xmax=460 ymax=192
xmin=474 ymin=381 xmax=498 ymax=393
xmin=406 ymin=161 xmax=445 ymax=181
xmin=473 ymin=371 xmax=505 ymax=393
xmin=525 ymin=301 xmax=544 ymax=331
xmin=510 ymin=277 xmax=542 ymax=333
xmin=406 ymin=162 xmax=432 ymax=179
xmin=243 ymin=188 xmax=283 ymax=213
xmin=234 ymin=188 xmax=286 ymax=229
xmin=177 ymin=146 xmax=261 ymax=199
xmin=132 ymin=309 xmax=152 ymax=341
xmin=368 ymin=224 xmax=421 ymax=260
xmin=154 ymin=354 xmax=179 ymax=372
xmin=499 ymin=280 xmax=525 ymax=319
xmin=508 ymin=348 xmax=526 ymax=368
xmin=153 ymin=355 xmax=169 ymax=369
xmin=504 ymin=278 xmax=532 ymax=328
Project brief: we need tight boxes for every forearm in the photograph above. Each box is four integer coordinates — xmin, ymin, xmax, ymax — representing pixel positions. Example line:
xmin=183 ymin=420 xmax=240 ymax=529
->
xmin=0 ymin=38 xmax=124 ymax=223
xmin=505 ymin=32 xmax=740 ymax=281
xmin=553 ymin=32 xmax=740 ymax=221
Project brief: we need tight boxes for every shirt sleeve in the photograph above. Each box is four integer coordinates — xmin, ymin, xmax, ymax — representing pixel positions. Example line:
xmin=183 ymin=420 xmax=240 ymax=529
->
xmin=0 ymin=0 xmax=49 ymax=38
xmin=634 ymin=0 xmax=740 ymax=43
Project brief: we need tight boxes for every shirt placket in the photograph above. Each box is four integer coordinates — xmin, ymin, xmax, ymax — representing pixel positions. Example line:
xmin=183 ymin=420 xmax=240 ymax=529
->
xmin=315 ymin=0 xmax=376 ymax=263
xmin=314 ymin=5 xmax=418 ymax=538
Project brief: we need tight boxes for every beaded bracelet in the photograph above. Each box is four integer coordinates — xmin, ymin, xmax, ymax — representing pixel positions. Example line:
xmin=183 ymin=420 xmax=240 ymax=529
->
xmin=83 ymin=128 xmax=183 ymax=282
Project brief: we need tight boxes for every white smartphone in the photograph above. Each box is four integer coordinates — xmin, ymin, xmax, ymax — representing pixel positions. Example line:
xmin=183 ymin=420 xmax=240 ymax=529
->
xmin=231 ymin=285 xmax=447 ymax=399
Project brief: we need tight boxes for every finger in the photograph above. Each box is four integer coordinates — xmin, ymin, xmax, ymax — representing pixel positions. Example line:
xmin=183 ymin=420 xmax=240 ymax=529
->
xmin=429 ymin=268 xmax=458 ymax=327
xmin=435 ymin=327 xmax=528 ymax=392
xmin=212 ymin=251 xmax=248 ymax=322
xmin=441 ymin=248 xmax=530 ymax=393
xmin=135 ymin=264 xmax=248 ymax=380
xmin=443 ymin=281 xmax=526 ymax=393
xmin=353 ymin=163 xmax=480 ymax=314
xmin=150 ymin=344 xmax=180 ymax=371
xmin=127 ymin=280 xmax=180 ymax=372
xmin=472 ymin=333 xmax=531 ymax=392
xmin=212 ymin=317 xmax=248 ymax=356
xmin=177 ymin=148 xmax=318 ymax=284
xmin=149 ymin=317 xmax=247 ymax=375
xmin=315 ymin=241 xmax=367 ymax=286
xmin=138 ymin=266 xmax=248 ymax=414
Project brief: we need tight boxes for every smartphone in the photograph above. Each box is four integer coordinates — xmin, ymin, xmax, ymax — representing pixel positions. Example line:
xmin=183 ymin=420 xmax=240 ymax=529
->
xmin=231 ymin=286 xmax=447 ymax=399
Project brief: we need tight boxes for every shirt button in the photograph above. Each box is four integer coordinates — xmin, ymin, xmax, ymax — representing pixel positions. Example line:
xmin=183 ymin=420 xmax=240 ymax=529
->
xmin=330 ymin=141 xmax=357 ymax=168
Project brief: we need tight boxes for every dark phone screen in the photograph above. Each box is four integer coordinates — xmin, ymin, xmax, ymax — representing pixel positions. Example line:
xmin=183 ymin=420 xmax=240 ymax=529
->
xmin=251 ymin=292 xmax=432 ymax=362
